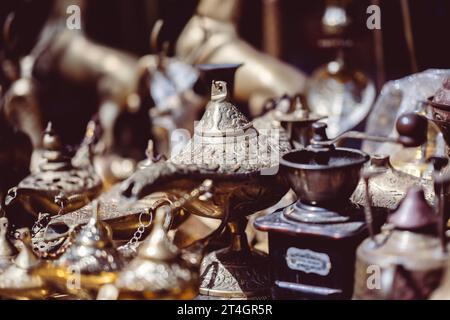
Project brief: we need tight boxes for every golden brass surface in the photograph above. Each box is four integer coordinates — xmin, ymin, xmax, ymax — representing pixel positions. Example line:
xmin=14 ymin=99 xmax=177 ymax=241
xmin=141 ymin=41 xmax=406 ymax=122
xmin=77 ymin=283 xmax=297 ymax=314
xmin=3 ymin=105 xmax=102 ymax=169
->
xmin=97 ymin=180 xmax=214 ymax=300
xmin=121 ymin=80 xmax=289 ymax=298
xmin=0 ymin=228 xmax=51 ymax=300
xmin=34 ymin=202 xmax=124 ymax=299
xmin=5 ymin=123 xmax=102 ymax=217
xmin=351 ymin=154 xmax=434 ymax=210
xmin=0 ymin=217 xmax=15 ymax=273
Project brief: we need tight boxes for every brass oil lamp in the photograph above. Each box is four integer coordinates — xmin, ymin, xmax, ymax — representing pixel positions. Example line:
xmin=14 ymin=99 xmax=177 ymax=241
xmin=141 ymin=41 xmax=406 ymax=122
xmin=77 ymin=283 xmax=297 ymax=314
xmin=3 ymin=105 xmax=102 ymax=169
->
xmin=33 ymin=202 xmax=124 ymax=299
xmin=97 ymin=179 xmax=215 ymax=300
xmin=5 ymin=123 xmax=102 ymax=221
xmin=44 ymin=141 xmax=183 ymax=244
xmin=0 ymin=228 xmax=51 ymax=299
xmin=120 ymin=77 xmax=290 ymax=299
xmin=353 ymin=185 xmax=447 ymax=300
xmin=254 ymin=114 xmax=428 ymax=299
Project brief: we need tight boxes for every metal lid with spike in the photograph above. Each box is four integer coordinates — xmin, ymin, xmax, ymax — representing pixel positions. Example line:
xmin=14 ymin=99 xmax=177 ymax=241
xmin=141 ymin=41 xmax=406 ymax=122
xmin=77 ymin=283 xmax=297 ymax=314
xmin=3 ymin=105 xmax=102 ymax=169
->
xmin=40 ymin=122 xmax=72 ymax=172
xmin=194 ymin=81 xmax=253 ymax=137
xmin=137 ymin=205 xmax=179 ymax=261
xmin=54 ymin=201 xmax=123 ymax=273
xmin=0 ymin=228 xmax=49 ymax=299
xmin=388 ymin=187 xmax=437 ymax=231
xmin=0 ymin=217 xmax=15 ymax=272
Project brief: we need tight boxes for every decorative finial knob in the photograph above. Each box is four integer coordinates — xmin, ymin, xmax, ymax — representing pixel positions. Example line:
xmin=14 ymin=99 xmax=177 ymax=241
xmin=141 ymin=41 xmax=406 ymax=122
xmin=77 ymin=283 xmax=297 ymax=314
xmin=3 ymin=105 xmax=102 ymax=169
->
xmin=395 ymin=113 xmax=428 ymax=147
xmin=40 ymin=122 xmax=72 ymax=171
xmin=211 ymin=81 xmax=228 ymax=102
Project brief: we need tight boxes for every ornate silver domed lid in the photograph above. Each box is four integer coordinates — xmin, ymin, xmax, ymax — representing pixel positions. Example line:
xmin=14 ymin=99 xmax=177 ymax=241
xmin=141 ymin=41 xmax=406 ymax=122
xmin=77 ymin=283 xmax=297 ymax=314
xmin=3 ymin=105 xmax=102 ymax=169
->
xmin=0 ymin=228 xmax=46 ymax=295
xmin=111 ymin=206 xmax=196 ymax=294
xmin=171 ymin=81 xmax=288 ymax=174
xmin=54 ymin=202 xmax=124 ymax=274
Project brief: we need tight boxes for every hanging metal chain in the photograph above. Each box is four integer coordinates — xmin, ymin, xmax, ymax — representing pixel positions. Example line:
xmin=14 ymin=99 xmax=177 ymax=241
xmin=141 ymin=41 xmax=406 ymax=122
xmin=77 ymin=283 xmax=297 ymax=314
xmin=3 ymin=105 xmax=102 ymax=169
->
xmin=118 ymin=179 xmax=213 ymax=256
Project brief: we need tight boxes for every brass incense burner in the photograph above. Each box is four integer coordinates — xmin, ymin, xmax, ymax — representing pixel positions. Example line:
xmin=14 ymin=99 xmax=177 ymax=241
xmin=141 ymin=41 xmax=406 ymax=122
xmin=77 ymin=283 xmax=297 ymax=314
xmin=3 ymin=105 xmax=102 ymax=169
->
xmin=5 ymin=123 xmax=102 ymax=220
xmin=121 ymin=77 xmax=290 ymax=299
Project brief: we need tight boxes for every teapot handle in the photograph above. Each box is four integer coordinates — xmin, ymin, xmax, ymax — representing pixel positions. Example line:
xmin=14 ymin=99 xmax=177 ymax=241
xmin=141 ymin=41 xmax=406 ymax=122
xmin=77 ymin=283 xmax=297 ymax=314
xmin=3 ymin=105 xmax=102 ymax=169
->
xmin=181 ymin=196 xmax=232 ymax=267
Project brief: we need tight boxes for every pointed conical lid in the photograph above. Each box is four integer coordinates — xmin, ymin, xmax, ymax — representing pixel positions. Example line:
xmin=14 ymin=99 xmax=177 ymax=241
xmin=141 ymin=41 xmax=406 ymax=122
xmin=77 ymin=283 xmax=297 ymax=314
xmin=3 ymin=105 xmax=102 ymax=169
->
xmin=71 ymin=201 xmax=113 ymax=249
xmin=0 ymin=217 xmax=14 ymax=257
xmin=388 ymin=187 xmax=437 ymax=231
xmin=194 ymin=81 xmax=252 ymax=137
xmin=55 ymin=201 xmax=123 ymax=273
xmin=14 ymin=228 xmax=38 ymax=269
xmin=138 ymin=206 xmax=179 ymax=261
xmin=40 ymin=122 xmax=72 ymax=171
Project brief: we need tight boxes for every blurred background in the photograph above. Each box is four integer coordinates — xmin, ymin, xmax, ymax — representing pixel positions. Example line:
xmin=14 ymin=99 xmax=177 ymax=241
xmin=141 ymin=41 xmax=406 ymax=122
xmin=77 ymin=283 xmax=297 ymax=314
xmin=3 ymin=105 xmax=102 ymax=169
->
xmin=2 ymin=0 xmax=449 ymax=82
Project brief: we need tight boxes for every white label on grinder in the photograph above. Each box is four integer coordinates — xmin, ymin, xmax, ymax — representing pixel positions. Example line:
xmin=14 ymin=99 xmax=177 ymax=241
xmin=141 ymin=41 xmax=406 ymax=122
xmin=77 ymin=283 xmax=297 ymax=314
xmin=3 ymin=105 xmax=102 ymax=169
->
xmin=286 ymin=247 xmax=331 ymax=276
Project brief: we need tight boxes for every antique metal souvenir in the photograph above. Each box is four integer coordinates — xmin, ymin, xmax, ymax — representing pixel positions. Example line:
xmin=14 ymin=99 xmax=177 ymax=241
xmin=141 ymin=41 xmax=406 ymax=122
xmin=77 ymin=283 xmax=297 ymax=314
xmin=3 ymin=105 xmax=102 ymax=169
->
xmin=120 ymin=77 xmax=290 ymax=299
xmin=5 ymin=123 xmax=102 ymax=221
xmin=254 ymin=123 xmax=369 ymax=299
xmin=351 ymin=154 xmax=434 ymax=210
xmin=353 ymin=187 xmax=447 ymax=300
xmin=33 ymin=201 xmax=124 ymax=299
xmin=259 ymin=94 xmax=326 ymax=148
xmin=363 ymin=70 xmax=450 ymax=179
xmin=254 ymin=115 xmax=428 ymax=299
xmin=44 ymin=142 xmax=183 ymax=244
xmin=97 ymin=179 xmax=215 ymax=300
xmin=173 ymin=0 xmax=306 ymax=116
xmin=426 ymin=78 xmax=450 ymax=155
xmin=0 ymin=228 xmax=50 ymax=299
xmin=0 ymin=216 xmax=16 ymax=272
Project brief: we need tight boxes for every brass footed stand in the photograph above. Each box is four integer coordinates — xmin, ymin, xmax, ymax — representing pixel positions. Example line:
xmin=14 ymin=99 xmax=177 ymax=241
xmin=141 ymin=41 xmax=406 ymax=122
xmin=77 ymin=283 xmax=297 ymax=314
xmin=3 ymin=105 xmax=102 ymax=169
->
xmin=199 ymin=216 xmax=270 ymax=299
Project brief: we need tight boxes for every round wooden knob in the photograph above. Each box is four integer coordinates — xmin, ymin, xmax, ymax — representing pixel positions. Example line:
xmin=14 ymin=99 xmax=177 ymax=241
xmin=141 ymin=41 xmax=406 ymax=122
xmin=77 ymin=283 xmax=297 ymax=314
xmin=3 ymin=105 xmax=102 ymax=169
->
xmin=312 ymin=122 xmax=329 ymax=142
xmin=395 ymin=113 xmax=428 ymax=147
